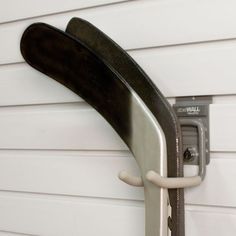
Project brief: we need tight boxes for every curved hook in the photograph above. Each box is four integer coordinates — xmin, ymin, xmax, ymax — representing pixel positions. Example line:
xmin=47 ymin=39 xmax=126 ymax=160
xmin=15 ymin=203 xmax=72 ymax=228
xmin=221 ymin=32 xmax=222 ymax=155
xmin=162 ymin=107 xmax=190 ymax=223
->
xmin=119 ymin=170 xmax=201 ymax=189
xmin=146 ymin=170 xmax=201 ymax=189
xmin=118 ymin=170 xmax=144 ymax=187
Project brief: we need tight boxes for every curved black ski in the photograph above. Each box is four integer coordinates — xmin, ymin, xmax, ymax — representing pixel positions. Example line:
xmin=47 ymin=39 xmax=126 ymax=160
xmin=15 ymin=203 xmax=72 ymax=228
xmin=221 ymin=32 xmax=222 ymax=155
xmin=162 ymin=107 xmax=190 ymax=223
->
xmin=21 ymin=23 xmax=169 ymax=236
xmin=66 ymin=18 xmax=184 ymax=236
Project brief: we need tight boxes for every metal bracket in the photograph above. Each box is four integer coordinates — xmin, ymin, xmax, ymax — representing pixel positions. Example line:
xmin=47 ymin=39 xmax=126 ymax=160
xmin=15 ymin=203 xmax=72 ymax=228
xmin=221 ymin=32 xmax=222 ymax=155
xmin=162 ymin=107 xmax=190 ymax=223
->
xmin=173 ymin=96 xmax=212 ymax=180
xmin=119 ymin=96 xmax=212 ymax=189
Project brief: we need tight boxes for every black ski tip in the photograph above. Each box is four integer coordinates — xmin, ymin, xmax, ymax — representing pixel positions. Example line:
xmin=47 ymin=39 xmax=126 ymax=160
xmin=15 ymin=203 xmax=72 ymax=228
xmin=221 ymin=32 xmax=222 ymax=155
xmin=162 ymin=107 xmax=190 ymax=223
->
xmin=67 ymin=17 xmax=91 ymax=28
xmin=66 ymin=17 xmax=97 ymax=34
xmin=20 ymin=22 xmax=50 ymax=63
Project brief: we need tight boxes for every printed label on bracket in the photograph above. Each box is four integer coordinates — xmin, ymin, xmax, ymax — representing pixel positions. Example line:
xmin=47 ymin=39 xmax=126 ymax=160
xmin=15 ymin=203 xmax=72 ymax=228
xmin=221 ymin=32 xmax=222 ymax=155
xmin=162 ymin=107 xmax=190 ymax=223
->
xmin=174 ymin=105 xmax=207 ymax=117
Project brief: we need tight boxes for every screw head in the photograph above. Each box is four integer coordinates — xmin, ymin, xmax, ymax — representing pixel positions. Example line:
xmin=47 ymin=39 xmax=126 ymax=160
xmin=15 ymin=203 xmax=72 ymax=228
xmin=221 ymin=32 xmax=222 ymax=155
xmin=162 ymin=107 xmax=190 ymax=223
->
xmin=183 ymin=148 xmax=195 ymax=162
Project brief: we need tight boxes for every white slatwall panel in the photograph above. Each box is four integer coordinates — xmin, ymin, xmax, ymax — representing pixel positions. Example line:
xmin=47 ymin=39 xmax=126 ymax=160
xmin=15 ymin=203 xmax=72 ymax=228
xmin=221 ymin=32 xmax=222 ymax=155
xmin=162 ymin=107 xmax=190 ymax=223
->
xmin=0 ymin=103 xmax=126 ymax=150
xmin=0 ymin=151 xmax=234 ymax=208
xmin=0 ymin=192 xmax=236 ymax=236
xmin=0 ymin=192 xmax=145 ymax=236
xmin=0 ymin=150 xmax=142 ymax=201
xmin=211 ymin=104 xmax=236 ymax=151
xmin=2 ymin=0 xmax=236 ymax=64
xmin=1 ymin=39 xmax=236 ymax=107
xmin=185 ymin=154 xmax=236 ymax=207
xmin=0 ymin=0 xmax=236 ymax=235
xmin=0 ymin=64 xmax=80 ymax=106
xmin=0 ymin=102 xmax=233 ymax=152
xmin=0 ymin=0 xmax=128 ymax=23
xmin=185 ymin=205 xmax=236 ymax=236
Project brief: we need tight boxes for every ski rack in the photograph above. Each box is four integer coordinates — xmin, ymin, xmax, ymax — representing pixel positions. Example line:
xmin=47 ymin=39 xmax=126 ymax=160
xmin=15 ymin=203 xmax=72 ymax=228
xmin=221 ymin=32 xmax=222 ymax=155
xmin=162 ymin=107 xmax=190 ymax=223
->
xmin=119 ymin=96 xmax=211 ymax=188
xmin=20 ymin=20 xmax=211 ymax=236
xmin=120 ymin=94 xmax=211 ymax=187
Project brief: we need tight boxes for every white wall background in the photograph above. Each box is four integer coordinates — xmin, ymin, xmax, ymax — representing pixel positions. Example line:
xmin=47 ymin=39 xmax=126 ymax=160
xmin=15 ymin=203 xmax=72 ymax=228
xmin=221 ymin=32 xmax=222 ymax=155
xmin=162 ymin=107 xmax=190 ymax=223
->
xmin=0 ymin=0 xmax=236 ymax=235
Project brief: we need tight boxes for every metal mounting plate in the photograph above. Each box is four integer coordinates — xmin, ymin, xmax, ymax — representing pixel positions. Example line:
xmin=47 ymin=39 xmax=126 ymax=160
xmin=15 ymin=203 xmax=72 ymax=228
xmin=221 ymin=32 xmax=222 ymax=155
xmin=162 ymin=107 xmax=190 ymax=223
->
xmin=173 ymin=96 xmax=212 ymax=165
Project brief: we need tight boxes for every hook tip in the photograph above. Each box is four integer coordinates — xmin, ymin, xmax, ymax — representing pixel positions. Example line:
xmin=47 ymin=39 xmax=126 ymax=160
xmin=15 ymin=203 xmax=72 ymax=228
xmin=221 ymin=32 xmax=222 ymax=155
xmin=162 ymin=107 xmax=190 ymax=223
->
xmin=118 ymin=170 xmax=143 ymax=187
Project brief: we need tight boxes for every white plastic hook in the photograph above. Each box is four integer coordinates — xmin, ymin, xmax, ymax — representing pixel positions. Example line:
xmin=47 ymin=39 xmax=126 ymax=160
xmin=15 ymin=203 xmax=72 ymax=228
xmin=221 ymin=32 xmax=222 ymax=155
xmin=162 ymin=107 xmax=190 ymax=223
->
xmin=118 ymin=170 xmax=202 ymax=189
xmin=118 ymin=170 xmax=144 ymax=187
xmin=146 ymin=170 xmax=201 ymax=189
xmin=119 ymin=119 xmax=206 ymax=189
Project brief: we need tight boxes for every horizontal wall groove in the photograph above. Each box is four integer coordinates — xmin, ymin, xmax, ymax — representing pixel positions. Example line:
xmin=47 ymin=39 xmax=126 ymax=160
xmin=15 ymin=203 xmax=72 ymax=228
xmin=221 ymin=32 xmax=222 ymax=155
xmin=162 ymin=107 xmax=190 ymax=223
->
xmin=210 ymin=151 xmax=236 ymax=158
xmin=0 ymin=0 xmax=130 ymax=25
xmin=0 ymin=190 xmax=144 ymax=207
xmin=0 ymin=149 xmax=132 ymax=157
xmin=0 ymin=188 xmax=235 ymax=213
xmin=186 ymin=203 xmax=236 ymax=212
xmin=0 ymin=101 xmax=89 ymax=110
xmin=0 ymin=230 xmax=35 ymax=236
xmin=3 ymin=36 xmax=236 ymax=66
xmin=0 ymin=94 xmax=235 ymax=110
xmin=0 ymin=62 xmax=25 ymax=68
xmin=0 ymin=149 xmax=233 ymax=157
xmin=127 ymin=36 xmax=236 ymax=53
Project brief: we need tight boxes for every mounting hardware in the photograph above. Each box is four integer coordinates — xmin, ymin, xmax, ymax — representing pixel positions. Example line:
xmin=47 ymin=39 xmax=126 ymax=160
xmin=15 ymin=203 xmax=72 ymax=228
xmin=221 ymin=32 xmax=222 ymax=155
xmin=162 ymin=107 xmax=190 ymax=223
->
xmin=119 ymin=96 xmax=212 ymax=188
xmin=173 ymin=96 xmax=212 ymax=180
